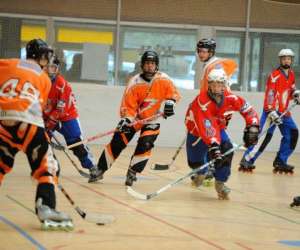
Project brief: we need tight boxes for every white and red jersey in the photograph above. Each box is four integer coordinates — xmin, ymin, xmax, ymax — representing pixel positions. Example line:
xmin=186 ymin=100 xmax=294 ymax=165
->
xmin=264 ymin=67 xmax=295 ymax=115
xmin=43 ymin=74 xmax=78 ymax=122
xmin=185 ymin=91 xmax=259 ymax=145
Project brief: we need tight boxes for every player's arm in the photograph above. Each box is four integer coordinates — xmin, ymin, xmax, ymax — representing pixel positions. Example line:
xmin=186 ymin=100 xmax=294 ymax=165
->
xmin=234 ymin=96 xmax=260 ymax=148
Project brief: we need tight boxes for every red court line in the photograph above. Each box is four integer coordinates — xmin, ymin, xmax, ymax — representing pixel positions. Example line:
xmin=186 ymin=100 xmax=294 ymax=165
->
xmin=235 ymin=242 xmax=253 ymax=250
xmin=64 ymin=176 xmax=226 ymax=250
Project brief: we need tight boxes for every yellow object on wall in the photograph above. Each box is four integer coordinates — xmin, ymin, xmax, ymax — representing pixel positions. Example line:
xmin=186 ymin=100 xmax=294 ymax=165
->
xmin=58 ymin=28 xmax=113 ymax=45
xmin=21 ymin=25 xmax=46 ymax=41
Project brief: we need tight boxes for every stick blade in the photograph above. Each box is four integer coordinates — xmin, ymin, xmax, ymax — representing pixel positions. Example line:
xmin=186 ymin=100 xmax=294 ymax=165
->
xmin=78 ymin=169 xmax=90 ymax=178
xmin=84 ymin=212 xmax=115 ymax=225
xmin=152 ymin=164 xmax=169 ymax=170
xmin=126 ymin=187 xmax=149 ymax=200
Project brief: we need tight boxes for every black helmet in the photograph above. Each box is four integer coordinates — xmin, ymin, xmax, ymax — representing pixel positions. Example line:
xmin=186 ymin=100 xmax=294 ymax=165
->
xmin=197 ymin=38 xmax=216 ymax=53
xmin=141 ymin=50 xmax=159 ymax=68
xmin=26 ymin=38 xmax=53 ymax=61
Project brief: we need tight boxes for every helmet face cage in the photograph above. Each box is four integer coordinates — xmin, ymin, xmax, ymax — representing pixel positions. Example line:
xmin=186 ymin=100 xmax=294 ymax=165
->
xmin=197 ymin=38 xmax=216 ymax=54
xmin=26 ymin=39 xmax=53 ymax=62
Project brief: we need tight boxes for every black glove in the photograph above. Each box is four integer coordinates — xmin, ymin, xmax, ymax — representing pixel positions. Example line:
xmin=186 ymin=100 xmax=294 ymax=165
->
xmin=208 ymin=142 xmax=223 ymax=168
xmin=116 ymin=117 xmax=132 ymax=133
xmin=163 ymin=99 xmax=176 ymax=118
xmin=243 ymin=125 xmax=259 ymax=148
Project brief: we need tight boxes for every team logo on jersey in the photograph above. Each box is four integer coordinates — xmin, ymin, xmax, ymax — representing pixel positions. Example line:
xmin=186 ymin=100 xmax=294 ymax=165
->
xmin=139 ymin=98 xmax=157 ymax=113
xmin=204 ymin=119 xmax=216 ymax=137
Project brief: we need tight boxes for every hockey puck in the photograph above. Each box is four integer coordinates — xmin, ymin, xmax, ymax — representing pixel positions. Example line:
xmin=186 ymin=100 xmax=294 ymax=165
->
xmin=153 ymin=164 xmax=169 ymax=170
xmin=96 ymin=223 xmax=105 ymax=226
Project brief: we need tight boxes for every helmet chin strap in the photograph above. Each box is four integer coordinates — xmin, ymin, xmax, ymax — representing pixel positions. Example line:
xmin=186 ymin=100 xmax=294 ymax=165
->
xmin=281 ymin=64 xmax=290 ymax=69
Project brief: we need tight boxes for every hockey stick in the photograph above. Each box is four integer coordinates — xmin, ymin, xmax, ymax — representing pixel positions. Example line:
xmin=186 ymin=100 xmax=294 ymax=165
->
xmin=152 ymin=136 xmax=186 ymax=170
xmin=67 ymin=112 xmax=164 ymax=150
xmin=127 ymin=103 xmax=297 ymax=200
xmin=52 ymin=135 xmax=90 ymax=179
xmin=58 ymin=184 xmax=115 ymax=225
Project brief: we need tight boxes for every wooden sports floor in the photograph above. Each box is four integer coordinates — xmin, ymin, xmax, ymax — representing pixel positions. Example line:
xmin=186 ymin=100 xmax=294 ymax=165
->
xmin=0 ymin=145 xmax=299 ymax=250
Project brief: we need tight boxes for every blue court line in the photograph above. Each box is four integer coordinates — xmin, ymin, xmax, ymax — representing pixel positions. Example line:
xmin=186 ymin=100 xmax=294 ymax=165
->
xmin=278 ymin=240 xmax=300 ymax=247
xmin=0 ymin=215 xmax=46 ymax=250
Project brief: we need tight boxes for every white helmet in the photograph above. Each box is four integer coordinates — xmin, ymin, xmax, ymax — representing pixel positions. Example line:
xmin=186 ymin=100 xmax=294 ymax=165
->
xmin=208 ymin=68 xmax=227 ymax=84
xmin=278 ymin=48 xmax=295 ymax=57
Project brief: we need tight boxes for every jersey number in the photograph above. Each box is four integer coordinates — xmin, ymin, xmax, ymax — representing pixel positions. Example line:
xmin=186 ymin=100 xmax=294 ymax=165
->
xmin=0 ymin=78 xmax=40 ymax=102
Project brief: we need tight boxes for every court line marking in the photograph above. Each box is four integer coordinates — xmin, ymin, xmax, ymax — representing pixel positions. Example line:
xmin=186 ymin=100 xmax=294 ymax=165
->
xmin=64 ymin=176 xmax=226 ymax=250
xmin=0 ymin=214 xmax=46 ymax=250
xmin=246 ymin=204 xmax=300 ymax=225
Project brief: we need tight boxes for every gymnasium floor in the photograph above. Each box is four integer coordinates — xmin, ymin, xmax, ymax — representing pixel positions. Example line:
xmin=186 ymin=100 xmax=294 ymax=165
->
xmin=0 ymin=145 xmax=299 ymax=250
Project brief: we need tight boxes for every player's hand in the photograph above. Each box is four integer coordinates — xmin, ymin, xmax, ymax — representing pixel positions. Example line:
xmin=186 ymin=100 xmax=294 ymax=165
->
xmin=117 ymin=117 xmax=133 ymax=133
xmin=293 ymin=90 xmax=300 ymax=105
xmin=163 ymin=99 xmax=176 ymax=118
xmin=268 ymin=111 xmax=282 ymax=125
xmin=243 ymin=125 xmax=259 ymax=148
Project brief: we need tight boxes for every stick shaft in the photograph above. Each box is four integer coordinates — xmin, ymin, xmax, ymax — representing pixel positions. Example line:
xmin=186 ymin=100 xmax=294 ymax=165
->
xmin=67 ymin=113 xmax=163 ymax=149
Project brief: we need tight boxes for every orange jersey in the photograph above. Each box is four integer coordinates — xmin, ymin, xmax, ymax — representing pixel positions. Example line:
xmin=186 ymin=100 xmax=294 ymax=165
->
xmin=120 ymin=72 xmax=180 ymax=120
xmin=0 ymin=59 xmax=51 ymax=127
xmin=200 ymin=57 xmax=237 ymax=91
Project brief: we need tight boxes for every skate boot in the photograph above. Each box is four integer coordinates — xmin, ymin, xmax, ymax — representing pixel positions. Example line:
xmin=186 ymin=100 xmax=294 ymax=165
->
xmin=36 ymin=198 xmax=73 ymax=231
xmin=88 ymin=166 xmax=104 ymax=183
xmin=191 ymin=174 xmax=205 ymax=188
xmin=215 ymin=181 xmax=230 ymax=200
xmin=290 ymin=196 xmax=300 ymax=207
xmin=238 ymin=158 xmax=255 ymax=173
xmin=125 ymin=169 xmax=137 ymax=186
xmin=273 ymin=158 xmax=294 ymax=175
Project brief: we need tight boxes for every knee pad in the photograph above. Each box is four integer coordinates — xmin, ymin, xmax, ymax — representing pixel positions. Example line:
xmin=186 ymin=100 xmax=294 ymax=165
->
xmin=258 ymin=133 xmax=273 ymax=153
xmin=221 ymin=141 xmax=234 ymax=166
xmin=135 ymin=135 xmax=158 ymax=154
xmin=290 ymin=129 xmax=299 ymax=150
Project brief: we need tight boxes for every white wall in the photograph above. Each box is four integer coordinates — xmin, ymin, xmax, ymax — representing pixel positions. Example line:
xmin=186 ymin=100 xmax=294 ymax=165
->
xmin=72 ymin=83 xmax=300 ymax=152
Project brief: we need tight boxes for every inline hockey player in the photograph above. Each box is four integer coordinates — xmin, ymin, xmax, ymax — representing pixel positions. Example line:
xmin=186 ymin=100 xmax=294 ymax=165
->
xmin=185 ymin=68 xmax=259 ymax=199
xmin=44 ymin=55 xmax=97 ymax=180
xmin=90 ymin=50 xmax=180 ymax=185
xmin=0 ymin=39 xmax=73 ymax=230
xmin=239 ymin=48 xmax=299 ymax=174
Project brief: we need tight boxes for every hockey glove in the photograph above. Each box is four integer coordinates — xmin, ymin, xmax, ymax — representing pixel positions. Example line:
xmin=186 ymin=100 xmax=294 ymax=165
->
xmin=208 ymin=142 xmax=223 ymax=168
xmin=293 ymin=90 xmax=300 ymax=105
xmin=268 ymin=110 xmax=282 ymax=125
xmin=117 ymin=117 xmax=133 ymax=133
xmin=163 ymin=99 xmax=176 ymax=118
xmin=243 ymin=125 xmax=259 ymax=148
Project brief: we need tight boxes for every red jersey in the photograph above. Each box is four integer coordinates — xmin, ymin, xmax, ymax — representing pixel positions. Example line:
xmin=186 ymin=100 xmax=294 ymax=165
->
xmin=264 ymin=68 xmax=295 ymax=115
xmin=185 ymin=91 xmax=259 ymax=145
xmin=44 ymin=74 xmax=78 ymax=122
